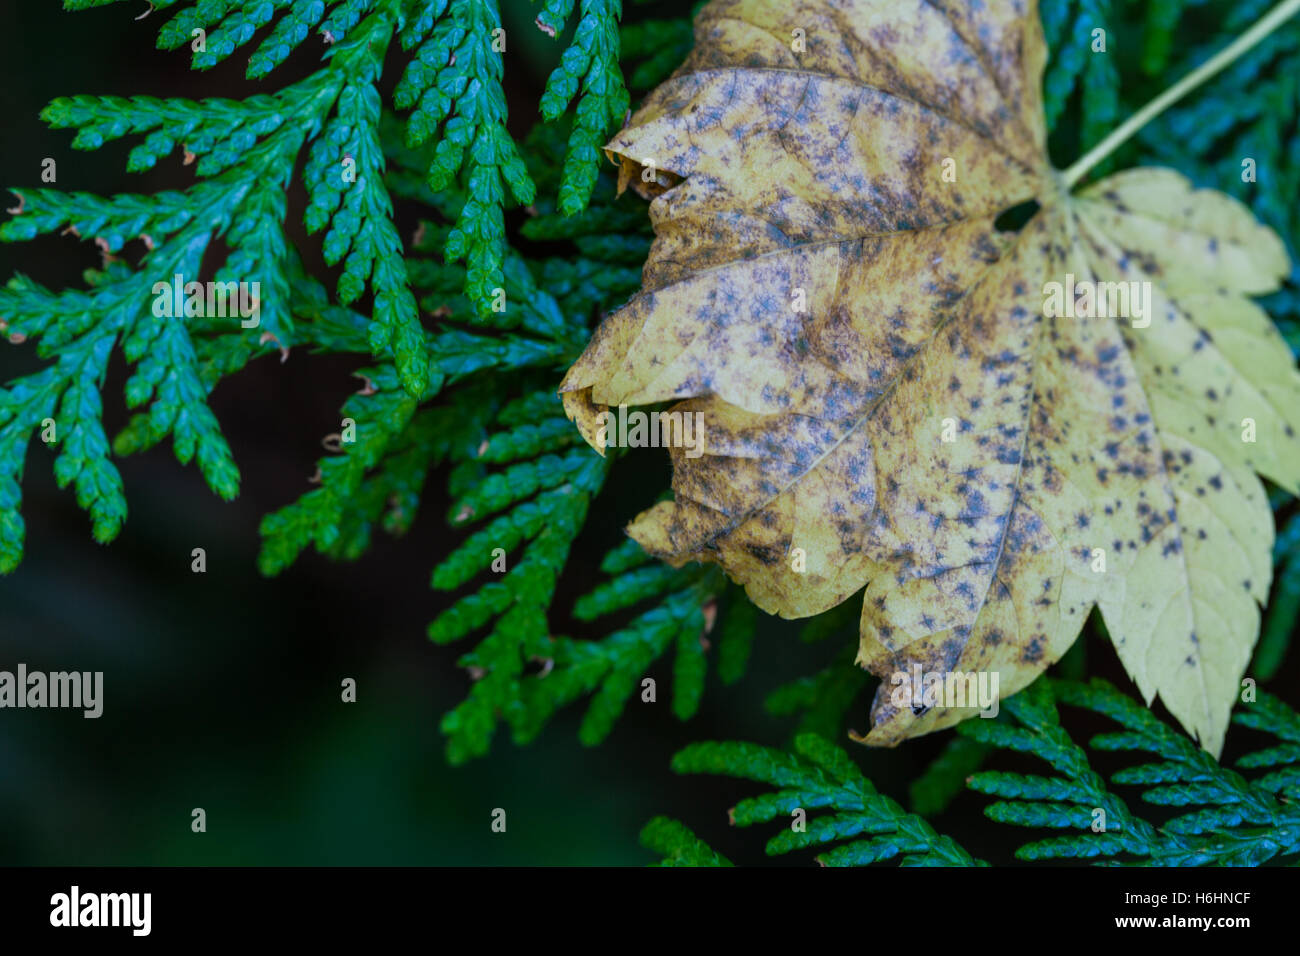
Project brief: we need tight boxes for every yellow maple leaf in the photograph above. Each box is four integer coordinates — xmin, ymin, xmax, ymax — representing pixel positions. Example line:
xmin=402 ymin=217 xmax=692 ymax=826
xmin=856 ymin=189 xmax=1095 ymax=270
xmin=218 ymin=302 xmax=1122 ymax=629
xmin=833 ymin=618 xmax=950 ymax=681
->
xmin=559 ymin=0 xmax=1300 ymax=756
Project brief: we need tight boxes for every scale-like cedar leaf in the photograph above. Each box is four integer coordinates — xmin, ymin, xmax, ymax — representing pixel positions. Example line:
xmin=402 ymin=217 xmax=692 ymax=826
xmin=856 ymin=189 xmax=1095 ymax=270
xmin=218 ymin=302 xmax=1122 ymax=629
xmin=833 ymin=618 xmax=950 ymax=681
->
xmin=558 ymin=0 xmax=1299 ymax=756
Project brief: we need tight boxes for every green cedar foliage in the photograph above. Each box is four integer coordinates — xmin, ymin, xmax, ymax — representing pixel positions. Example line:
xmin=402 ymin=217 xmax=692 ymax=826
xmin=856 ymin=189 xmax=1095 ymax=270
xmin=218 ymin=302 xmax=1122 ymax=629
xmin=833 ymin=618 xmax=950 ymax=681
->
xmin=964 ymin=679 xmax=1300 ymax=864
xmin=640 ymin=816 xmax=732 ymax=867
xmin=651 ymin=679 xmax=1300 ymax=866
xmin=663 ymin=734 xmax=982 ymax=866
xmin=3 ymin=0 xmax=633 ymax=570
xmin=0 ymin=0 xmax=697 ymax=765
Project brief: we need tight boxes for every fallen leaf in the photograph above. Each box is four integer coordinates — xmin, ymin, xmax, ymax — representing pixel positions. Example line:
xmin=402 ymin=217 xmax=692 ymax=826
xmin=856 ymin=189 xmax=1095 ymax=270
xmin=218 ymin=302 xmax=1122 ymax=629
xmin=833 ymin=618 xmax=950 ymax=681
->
xmin=559 ymin=0 xmax=1300 ymax=756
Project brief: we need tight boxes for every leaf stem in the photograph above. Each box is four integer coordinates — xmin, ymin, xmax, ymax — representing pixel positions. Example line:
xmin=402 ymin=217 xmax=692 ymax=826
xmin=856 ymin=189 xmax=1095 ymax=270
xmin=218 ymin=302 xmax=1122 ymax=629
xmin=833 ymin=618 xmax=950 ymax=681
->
xmin=1062 ymin=0 xmax=1300 ymax=189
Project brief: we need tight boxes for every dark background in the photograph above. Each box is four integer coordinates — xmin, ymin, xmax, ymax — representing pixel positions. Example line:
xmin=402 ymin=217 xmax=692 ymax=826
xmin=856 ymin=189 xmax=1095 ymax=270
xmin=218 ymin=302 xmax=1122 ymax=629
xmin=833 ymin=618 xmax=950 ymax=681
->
xmin=0 ymin=0 xmax=1294 ymax=867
